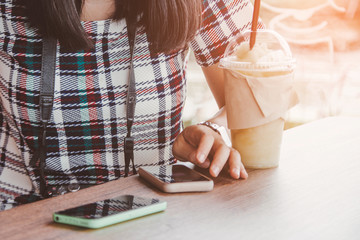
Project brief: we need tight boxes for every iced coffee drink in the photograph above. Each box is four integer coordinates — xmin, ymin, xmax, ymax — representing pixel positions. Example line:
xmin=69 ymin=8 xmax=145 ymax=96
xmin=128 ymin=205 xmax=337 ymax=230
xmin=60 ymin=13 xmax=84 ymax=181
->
xmin=220 ymin=30 xmax=297 ymax=169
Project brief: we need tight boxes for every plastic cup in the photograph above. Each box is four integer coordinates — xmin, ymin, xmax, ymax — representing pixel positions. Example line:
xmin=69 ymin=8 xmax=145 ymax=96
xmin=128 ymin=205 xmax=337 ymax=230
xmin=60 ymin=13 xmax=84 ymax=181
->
xmin=231 ymin=118 xmax=285 ymax=169
xmin=219 ymin=30 xmax=297 ymax=169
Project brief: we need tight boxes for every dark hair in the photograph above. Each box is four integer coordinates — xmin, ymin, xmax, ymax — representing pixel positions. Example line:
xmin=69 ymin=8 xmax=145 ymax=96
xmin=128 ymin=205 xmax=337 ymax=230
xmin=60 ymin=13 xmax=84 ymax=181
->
xmin=19 ymin=0 xmax=202 ymax=53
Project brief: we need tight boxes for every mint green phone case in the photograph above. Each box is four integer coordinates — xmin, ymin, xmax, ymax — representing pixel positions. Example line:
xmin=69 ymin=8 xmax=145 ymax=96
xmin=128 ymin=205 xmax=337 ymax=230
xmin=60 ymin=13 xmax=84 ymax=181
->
xmin=53 ymin=195 xmax=167 ymax=229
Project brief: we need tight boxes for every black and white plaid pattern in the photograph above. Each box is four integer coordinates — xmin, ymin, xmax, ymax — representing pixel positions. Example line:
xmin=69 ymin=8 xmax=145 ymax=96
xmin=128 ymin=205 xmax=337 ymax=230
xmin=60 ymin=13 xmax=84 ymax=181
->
xmin=0 ymin=0 xmax=259 ymax=210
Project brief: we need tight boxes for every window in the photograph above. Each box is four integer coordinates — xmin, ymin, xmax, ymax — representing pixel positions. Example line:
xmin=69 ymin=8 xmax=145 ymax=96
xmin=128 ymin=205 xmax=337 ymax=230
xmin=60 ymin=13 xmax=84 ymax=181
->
xmin=184 ymin=0 xmax=360 ymax=128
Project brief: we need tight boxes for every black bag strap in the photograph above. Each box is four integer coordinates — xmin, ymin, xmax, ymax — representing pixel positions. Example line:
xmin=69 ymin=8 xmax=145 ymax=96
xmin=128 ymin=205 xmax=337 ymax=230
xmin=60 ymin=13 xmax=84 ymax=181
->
xmin=124 ymin=15 xmax=138 ymax=177
xmin=40 ymin=38 xmax=57 ymax=123
xmin=30 ymin=36 xmax=57 ymax=198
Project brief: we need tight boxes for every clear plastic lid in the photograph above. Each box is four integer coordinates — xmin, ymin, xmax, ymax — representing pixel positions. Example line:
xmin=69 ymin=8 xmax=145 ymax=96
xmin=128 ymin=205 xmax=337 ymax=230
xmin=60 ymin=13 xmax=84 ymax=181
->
xmin=219 ymin=30 xmax=296 ymax=72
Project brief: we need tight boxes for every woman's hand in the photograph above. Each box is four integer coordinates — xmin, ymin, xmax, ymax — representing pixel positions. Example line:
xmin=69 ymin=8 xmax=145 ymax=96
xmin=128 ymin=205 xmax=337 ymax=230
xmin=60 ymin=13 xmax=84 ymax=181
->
xmin=172 ymin=124 xmax=248 ymax=179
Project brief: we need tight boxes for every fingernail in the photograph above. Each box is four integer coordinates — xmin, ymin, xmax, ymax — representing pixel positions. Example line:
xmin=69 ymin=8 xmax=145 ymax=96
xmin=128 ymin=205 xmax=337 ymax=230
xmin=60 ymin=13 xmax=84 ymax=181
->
xmin=232 ymin=168 xmax=240 ymax=179
xmin=197 ymin=153 xmax=206 ymax=163
xmin=212 ymin=166 xmax=220 ymax=176
xmin=242 ymin=169 xmax=248 ymax=178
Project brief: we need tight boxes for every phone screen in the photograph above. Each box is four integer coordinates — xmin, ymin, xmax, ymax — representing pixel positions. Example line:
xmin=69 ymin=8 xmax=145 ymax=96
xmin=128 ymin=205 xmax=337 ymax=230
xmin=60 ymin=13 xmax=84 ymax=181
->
xmin=55 ymin=195 xmax=160 ymax=219
xmin=144 ymin=165 xmax=209 ymax=183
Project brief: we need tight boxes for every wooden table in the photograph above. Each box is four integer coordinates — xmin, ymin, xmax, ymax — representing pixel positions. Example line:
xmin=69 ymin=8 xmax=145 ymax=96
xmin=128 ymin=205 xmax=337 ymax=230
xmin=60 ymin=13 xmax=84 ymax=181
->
xmin=1 ymin=117 xmax=359 ymax=240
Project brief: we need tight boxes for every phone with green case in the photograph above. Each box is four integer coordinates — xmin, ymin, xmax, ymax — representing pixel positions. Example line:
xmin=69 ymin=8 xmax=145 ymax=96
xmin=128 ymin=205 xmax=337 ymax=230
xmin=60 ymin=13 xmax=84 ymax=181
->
xmin=53 ymin=195 xmax=166 ymax=229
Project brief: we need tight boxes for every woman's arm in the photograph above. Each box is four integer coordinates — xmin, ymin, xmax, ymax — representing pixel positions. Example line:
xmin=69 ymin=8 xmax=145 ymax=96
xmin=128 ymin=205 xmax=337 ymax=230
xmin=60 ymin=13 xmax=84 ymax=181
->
xmin=201 ymin=63 xmax=229 ymax=128
xmin=173 ymin=0 xmax=257 ymax=179
xmin=172 ymin=63 xmax=247 ymax=179
xmin=202 ymin=63 xmax=226 ymax=109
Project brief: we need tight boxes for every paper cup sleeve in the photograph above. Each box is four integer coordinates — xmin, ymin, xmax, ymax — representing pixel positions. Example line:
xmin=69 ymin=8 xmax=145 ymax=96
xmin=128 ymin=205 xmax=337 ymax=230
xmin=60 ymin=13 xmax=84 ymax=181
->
xmin=225 ymin=70 xmax=298 ymax=129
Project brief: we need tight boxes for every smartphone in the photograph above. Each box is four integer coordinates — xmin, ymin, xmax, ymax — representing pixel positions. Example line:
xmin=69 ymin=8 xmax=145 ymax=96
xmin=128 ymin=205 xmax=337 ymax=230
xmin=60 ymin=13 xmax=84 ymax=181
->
xmin=138 ymin=164 xmax=214 ymax=193
xmin=53 ymin=195 xmax=167 ymax=229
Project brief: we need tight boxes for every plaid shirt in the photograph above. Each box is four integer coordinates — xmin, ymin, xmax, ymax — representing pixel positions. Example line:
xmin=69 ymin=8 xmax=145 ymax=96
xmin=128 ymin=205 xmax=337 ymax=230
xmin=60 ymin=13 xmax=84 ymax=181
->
xmin=0 ymin=0 xmax=258 ymax=210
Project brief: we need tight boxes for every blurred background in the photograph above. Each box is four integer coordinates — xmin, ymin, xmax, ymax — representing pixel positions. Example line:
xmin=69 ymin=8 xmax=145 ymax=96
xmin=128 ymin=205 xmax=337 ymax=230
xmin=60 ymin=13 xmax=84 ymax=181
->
xmin=184 ymin=0 xmax=360 ymax=129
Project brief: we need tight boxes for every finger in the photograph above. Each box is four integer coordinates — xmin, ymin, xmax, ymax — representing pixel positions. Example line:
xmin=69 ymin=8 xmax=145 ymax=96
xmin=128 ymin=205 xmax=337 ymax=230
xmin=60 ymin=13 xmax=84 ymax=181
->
xmin=195 ymin=132 xmax=215 ymax=165
xmin=172 ymin=133 xmax=196 ymax=162
xmin=173 ymin=134 xmax=210 ymax=168
xmin=239 ymin=161 xmax=248 ymax=179
xmin=228 ymin=148 xmax=242 ymax=179
xmin=209 ymin=145 xmax=230 ymax=177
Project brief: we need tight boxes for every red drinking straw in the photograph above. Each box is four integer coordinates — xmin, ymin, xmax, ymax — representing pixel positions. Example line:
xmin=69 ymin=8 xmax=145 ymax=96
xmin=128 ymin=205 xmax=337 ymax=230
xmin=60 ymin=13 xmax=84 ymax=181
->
xmin=250 ymin=0 xmax=261 ymax=50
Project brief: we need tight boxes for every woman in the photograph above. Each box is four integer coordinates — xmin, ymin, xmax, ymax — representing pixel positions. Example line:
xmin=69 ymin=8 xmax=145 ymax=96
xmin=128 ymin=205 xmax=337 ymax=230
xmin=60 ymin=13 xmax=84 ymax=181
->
xmin=0 ymin=0 xmax=260 ymax=210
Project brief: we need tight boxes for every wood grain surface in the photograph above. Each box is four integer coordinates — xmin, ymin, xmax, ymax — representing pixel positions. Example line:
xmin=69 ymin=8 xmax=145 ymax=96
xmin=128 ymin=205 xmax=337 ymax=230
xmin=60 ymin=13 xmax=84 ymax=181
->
xmin=0 ymin=117 xmax=359 ymax=240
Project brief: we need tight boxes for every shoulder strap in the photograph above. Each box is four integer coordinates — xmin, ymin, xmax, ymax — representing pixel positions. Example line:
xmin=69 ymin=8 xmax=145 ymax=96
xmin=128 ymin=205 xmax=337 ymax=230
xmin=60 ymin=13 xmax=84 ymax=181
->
xmin=30 ymin=37 xmax=57 ymax=197
xmin=125 ymin=17 xmax=137 ymax=132
xmin=124 ymin=16 xmax=138 ymax=177
xmin=40 ymin=37 xmax=57 ymax=124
